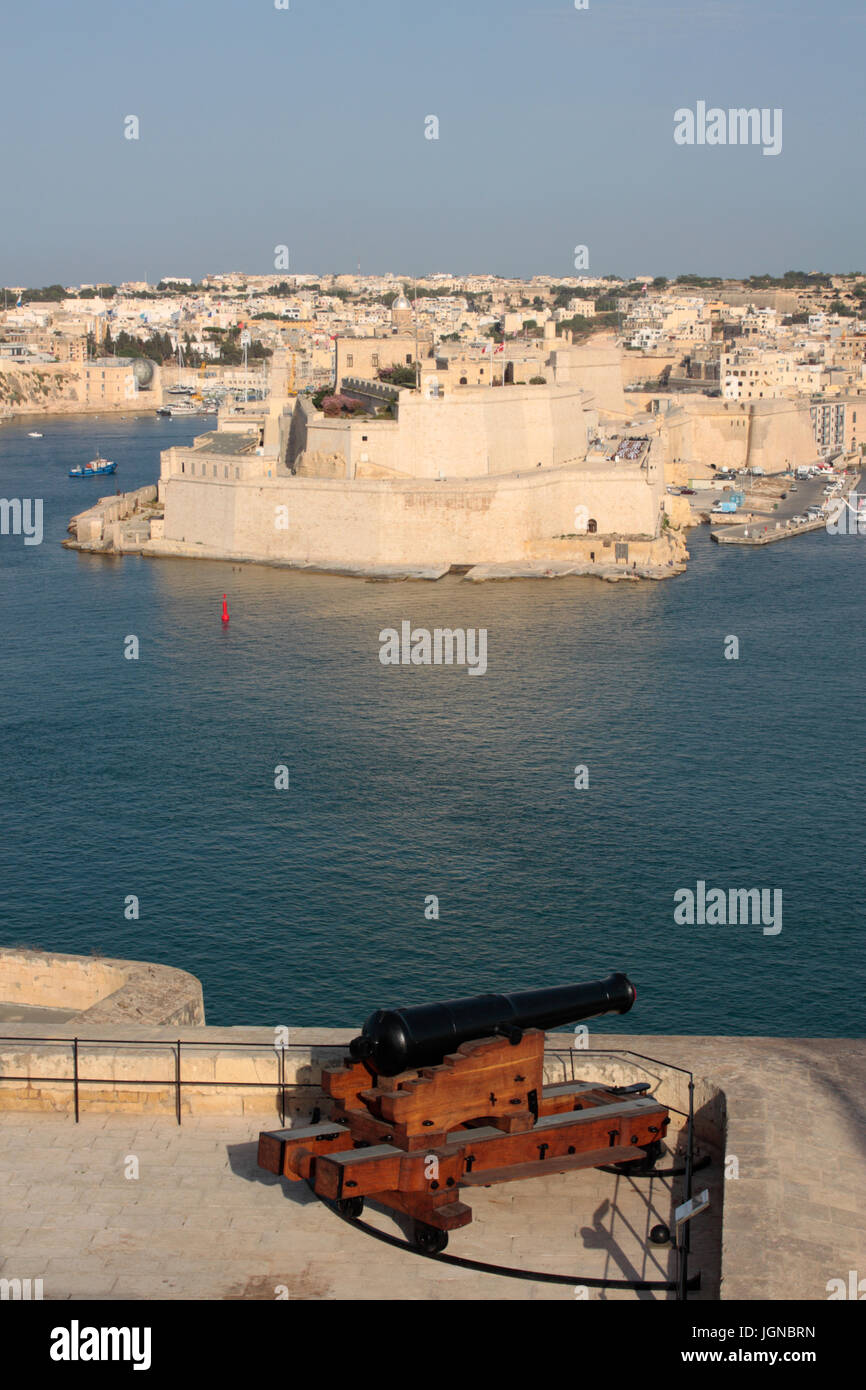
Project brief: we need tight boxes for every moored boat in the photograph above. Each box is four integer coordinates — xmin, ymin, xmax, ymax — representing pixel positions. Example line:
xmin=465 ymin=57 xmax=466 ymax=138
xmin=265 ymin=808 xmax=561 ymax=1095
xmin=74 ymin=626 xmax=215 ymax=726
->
xmin=69 ymin=455 xmax=117 ymax=478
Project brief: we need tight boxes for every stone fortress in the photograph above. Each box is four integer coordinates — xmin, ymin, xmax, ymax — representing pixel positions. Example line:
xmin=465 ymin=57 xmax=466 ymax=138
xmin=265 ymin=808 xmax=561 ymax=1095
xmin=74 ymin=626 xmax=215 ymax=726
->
xmin=67 ymin=291 xmax=860 ymax=581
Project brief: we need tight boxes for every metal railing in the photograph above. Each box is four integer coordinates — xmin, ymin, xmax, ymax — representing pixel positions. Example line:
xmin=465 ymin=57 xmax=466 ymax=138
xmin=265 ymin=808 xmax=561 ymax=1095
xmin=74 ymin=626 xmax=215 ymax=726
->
xmin=545 ymin=1046 xmax=698 ymax=1301
xmin=0 ymin=1035 xmax=322 ymax=1128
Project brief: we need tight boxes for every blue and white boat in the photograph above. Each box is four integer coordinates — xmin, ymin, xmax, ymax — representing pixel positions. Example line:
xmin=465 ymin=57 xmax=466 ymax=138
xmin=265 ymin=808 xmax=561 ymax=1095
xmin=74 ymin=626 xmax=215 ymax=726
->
xmin=69 ymin=455 xmax=117 ymax=478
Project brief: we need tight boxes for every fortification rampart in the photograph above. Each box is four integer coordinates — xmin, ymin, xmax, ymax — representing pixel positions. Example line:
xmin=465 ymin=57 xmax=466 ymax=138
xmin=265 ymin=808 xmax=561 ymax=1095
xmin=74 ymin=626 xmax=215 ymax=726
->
xmin=156 ymin=459 xmax=664 ymax=570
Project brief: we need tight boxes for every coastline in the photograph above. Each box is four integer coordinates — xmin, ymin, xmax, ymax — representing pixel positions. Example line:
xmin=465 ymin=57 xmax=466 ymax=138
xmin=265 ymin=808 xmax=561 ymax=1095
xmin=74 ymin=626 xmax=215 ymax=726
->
xmin=0 ymin=403 xmax=160 ymax=425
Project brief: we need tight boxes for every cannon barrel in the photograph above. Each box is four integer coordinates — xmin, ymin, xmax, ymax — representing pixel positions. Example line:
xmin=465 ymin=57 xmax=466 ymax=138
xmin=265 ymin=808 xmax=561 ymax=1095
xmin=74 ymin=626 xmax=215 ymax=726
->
xmin=349 ymin=972 xmax=636 ymax=1076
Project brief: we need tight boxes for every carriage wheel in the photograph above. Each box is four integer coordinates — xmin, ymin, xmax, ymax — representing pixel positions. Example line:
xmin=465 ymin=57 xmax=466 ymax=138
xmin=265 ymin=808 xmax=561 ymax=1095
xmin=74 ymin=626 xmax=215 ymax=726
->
xmin=335 ymin=1196 xmax=365 ymax=1218
xmin=413 ymin=1222 xmax=448 ymax=1254
xmin=618 ymin=1139 xmax=663 ymax=1175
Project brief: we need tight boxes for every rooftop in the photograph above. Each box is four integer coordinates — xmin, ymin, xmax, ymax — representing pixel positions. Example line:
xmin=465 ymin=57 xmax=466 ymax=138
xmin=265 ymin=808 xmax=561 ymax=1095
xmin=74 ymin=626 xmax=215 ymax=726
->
xmin=193 ymin=432 xmax=258 ymax=456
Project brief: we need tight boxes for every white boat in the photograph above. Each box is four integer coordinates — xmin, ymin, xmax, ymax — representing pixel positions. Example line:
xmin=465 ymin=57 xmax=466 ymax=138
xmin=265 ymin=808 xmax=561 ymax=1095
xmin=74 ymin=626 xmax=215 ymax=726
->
xmin=27 ymin=431 xmax=43 ymax=438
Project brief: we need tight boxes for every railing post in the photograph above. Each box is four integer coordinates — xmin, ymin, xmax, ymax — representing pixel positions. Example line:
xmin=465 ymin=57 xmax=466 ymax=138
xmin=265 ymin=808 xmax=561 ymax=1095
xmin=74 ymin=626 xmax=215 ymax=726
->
xmin=279 ymin=1046 xmax=285 ymax=1128
xmin=73 ymin=1037 xmax=79 ymax=1123
xmin=175 ymin=1040 xmax=182 ymax=1125
xmin=676 ymin=1073 xmax=695 ymax=1302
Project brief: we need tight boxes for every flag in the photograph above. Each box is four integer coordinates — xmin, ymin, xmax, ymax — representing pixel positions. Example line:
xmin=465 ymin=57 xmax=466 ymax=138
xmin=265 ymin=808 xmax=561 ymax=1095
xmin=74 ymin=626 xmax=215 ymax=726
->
xmin=495 ymin=342 xmax=504 ymax=352
xmin=16 ymin=293 xmax=22 ymax=307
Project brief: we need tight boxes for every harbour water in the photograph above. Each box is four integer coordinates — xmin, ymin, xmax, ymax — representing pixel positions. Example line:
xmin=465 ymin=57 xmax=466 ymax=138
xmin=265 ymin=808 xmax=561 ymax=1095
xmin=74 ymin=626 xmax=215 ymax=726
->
xmin=1 ymin=414 xmax=864 ymax=1033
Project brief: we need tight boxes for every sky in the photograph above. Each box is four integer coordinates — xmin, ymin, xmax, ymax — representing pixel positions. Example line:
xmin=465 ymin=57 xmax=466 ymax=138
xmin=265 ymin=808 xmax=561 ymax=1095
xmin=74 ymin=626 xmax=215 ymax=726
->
xmin=1 ymin=0 xmax=864 ymax=285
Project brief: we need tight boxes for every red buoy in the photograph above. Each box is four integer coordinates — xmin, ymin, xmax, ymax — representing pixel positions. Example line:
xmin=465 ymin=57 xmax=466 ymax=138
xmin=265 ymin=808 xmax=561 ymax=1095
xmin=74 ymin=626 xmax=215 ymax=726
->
xmin=221 ymin=594 xmax=230 ymax=624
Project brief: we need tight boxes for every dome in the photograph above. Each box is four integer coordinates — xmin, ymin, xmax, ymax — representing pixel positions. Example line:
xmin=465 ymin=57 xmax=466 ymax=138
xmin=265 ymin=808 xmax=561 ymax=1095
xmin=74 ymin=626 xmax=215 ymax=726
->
xmin=132 ymin=358 xmax=154 ymax=386
xmin=391 ymin=287 xmax=411 ymax=311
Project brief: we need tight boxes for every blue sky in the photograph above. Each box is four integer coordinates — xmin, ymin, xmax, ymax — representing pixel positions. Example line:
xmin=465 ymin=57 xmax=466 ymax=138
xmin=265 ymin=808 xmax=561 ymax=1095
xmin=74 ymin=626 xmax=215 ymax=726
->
xmin=2 ymin=0 xmax=864 ymax=284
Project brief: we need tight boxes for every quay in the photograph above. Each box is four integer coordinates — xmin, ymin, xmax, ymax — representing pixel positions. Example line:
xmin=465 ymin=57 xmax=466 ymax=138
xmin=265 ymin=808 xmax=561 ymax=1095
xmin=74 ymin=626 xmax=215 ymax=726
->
xmin=710 ymin=470 xmax=861 ymax=546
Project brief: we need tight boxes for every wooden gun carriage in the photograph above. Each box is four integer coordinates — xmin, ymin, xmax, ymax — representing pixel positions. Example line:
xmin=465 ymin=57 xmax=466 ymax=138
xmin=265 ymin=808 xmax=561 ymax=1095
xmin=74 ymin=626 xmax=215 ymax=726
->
xmin=258 ymin=973 xmax=670 ymax=1252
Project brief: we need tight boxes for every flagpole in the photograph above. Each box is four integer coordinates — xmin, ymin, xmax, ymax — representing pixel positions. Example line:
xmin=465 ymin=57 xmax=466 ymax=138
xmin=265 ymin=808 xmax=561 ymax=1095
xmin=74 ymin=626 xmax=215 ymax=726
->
xmin=414 ymin=277 xmax=419 ymax=392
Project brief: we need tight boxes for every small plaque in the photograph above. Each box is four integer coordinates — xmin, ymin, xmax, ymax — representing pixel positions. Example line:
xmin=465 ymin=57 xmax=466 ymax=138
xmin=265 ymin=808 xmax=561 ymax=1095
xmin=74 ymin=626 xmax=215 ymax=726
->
xmin=674 ymin=1188 xmax=710 ymax=1227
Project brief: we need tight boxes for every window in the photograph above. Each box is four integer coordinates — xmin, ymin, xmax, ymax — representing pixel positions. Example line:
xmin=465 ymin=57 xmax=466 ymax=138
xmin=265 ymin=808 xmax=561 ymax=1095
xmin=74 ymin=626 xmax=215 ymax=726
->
xmin=587 ymin=519 xmax=598 ymax=534
xmin=372 ymin=354 xmax=378 ymax=367
xmin=406 ymin=354 xmax=412 ymax=364
xmin=346 ymin=354 xmax=353 ymax=367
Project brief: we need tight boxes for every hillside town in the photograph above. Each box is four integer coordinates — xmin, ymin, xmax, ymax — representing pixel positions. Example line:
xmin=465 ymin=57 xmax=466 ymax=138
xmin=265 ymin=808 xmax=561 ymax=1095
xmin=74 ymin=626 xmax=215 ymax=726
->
xmin=4 ymin=268 xmax=866 ymax=420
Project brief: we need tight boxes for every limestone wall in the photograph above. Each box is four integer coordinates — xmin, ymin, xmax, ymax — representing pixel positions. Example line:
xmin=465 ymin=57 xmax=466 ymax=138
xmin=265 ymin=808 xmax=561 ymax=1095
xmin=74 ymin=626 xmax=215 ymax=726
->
xmin=549 ymin=336 xmax=627 ymax=416
xmin=291 ymin=380 xmax=599 ymax=482
xmin=661 ymin=398 xmax=818 ymax=473
xmin=0 ymin=950 xmax=127 ymax=1013
xmin=0 ymin=948 xmax=205 ymax=1028
xmin=68 ymin=485 xmax=158 ymax=546
xmin=159 ymin=459 xmax=663 ymax=569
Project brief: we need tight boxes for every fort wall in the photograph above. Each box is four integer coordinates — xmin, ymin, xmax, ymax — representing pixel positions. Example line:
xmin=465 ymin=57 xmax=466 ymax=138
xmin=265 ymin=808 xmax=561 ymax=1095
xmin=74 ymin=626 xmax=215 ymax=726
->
xmin=157 ymin=461 xmax=664 ymax=570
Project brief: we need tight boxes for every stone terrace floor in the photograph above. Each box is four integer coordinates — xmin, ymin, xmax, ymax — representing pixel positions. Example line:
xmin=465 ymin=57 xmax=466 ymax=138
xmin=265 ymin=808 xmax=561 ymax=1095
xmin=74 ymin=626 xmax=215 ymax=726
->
xmin=1 ymin=1110 xmax=717 ymax=1302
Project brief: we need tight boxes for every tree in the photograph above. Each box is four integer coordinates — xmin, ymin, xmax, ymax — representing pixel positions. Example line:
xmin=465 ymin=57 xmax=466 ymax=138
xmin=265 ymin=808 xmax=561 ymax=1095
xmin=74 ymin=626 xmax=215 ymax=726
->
xmin=378 ymin=364 xmax=417 ymax=387
xmin=322 ymin=394 xmax=365 ymax=417
xmin=20 ymin=284 xmax=67 ymax=303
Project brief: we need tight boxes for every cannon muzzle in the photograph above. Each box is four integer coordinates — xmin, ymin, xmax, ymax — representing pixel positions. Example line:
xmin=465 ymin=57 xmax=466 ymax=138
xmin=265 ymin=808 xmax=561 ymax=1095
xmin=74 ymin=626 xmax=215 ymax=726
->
xmin=349 ymin=972 xmax=636 ymax=1076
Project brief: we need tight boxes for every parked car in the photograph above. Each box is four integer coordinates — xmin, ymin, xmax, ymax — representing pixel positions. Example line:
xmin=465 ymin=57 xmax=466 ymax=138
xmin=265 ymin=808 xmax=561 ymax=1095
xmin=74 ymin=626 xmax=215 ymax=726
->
xmin=680 ymin=487 xmax=696 ymax=496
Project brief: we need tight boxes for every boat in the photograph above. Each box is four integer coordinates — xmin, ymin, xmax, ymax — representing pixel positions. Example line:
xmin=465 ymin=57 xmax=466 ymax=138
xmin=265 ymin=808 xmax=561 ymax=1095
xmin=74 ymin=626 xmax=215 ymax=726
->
xmin=27 ymin=431 xmax=43 ymax=438
xmin=155 ymin=407 xmax=171 ymax=417
xmin=69 ymin=455 xmax=117 ymax=478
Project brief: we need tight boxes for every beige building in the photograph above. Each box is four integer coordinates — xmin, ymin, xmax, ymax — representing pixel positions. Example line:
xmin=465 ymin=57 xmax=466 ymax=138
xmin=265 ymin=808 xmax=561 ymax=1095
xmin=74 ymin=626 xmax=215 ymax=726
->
xmin=335 ymin=332 xmax=433 ymax=383
xmin=81 ymin=358 xmax=141 ymax=405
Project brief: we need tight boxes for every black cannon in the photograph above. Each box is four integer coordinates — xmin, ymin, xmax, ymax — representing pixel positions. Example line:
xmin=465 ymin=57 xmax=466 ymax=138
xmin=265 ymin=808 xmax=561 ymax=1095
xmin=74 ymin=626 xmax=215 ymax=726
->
xmin=258 ymin=970 xmax=671 ymax=1251
xmin=349 ymin=971 xmax=636 ymax=1075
